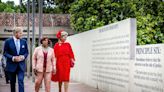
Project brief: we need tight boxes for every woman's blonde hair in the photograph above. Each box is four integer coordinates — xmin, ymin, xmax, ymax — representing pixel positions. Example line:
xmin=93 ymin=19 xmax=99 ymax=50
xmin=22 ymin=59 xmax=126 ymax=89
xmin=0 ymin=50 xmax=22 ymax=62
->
xmin=61 ymin=31 xmax=68 ymax=36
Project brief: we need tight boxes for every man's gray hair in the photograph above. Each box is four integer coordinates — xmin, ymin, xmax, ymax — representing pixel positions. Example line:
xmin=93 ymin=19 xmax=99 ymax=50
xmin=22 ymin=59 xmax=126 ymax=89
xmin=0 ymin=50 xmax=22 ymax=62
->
xmin=13 ymin=27 xmax=23 ymax=34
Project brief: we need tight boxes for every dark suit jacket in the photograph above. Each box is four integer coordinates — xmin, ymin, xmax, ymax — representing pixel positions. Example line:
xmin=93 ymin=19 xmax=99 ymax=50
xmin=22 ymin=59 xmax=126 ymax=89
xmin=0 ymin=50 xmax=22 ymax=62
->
xmin=3 ymin=37 xmax=29 ymax=72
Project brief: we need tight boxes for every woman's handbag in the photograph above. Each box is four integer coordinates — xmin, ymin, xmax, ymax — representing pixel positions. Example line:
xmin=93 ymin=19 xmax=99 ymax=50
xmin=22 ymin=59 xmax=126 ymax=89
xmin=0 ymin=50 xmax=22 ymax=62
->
xmin=70 ymin=61 xmax=74 ymax=68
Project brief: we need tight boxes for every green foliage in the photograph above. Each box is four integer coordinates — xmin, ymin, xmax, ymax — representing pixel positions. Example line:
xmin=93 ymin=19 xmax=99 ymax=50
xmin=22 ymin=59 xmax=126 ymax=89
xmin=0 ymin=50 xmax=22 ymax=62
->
xmin=0 ymin=3 xmax=6 ymax=12
xmin=0 ymin=1 xmax=21 ymax=13
xmin=0 ymin=0 xmax=76 ymax=13
xmin=137 ymin=14 xmax=164 ymax=45
xmin=54 ymin=0 xmax=76 ymax=13
xmin=132 ymin=0 xmax=164 ymax=45
xmin=70 ymin=0 xmax=164 ymax=45
xmin=6 ymin=1 xmax=14 ymax=7
xmin=4 ymin=7 xmax=15 ymax=13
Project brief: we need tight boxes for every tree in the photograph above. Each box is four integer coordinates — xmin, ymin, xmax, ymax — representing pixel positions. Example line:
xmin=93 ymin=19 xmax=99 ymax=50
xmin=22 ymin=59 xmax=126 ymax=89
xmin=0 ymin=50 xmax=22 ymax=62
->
xmin=0 ymin=1 xmax=15 ymax=13
xmin=69 ymin=0 xmax=164 ymax=45
xmin=6 ymin=1 xmax=15 ymax=6
xmin=0 ymin=1 xmax=22 ymax=13
xmin=0 ymin=3 xmax=6 ymax=12
xmin=0 ymin=0 xmax=76 ymax=13
xmin=54 ymin=0 xmax=76 ymax=13
xmin=4 ymin=7 xmax=15 ymax=13
xmin=20 ymin=0 xmax=56 ymax=13
xmin=133 ymin=0 xmax=164 ymax=44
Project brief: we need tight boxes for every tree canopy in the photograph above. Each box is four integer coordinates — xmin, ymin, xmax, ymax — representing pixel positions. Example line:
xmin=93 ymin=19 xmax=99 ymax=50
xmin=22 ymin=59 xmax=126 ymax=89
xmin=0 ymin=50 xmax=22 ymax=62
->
xmin=0 ymin=1 xmax=20 ymax=13
xmin=69 ymin=0 xmax=164 ymax=45
xmin=19 ymin=0 xmax=75 ymax=13
xmin=0 ymin=0 xmax=75 ymax=13
xmin=0 ymin=0 xmax=163 ymax=45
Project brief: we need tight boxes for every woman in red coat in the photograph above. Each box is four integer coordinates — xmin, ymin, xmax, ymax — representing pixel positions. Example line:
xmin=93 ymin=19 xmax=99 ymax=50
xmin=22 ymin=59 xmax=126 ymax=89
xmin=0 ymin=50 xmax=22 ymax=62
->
xmin=52 ymin=30 xmax=75 ymax=92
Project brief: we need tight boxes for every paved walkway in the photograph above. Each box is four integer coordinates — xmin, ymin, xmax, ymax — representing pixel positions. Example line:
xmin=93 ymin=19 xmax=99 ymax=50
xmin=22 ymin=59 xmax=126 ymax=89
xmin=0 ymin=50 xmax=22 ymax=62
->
xmin=0 ymin=77 xmax=103 ymax=92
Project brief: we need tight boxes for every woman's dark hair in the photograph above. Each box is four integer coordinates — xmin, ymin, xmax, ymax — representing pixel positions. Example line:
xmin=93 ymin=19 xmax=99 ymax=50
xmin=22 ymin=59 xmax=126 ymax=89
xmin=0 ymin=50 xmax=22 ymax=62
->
xmin=40 ymin=37 xmax=51 ymax=44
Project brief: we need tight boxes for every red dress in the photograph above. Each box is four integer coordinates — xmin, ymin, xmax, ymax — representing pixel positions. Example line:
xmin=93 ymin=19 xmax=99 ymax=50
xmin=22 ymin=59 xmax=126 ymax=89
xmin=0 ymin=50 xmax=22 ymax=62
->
xmin=43 ymin=51 xmax=47 ymax=71
xmin=51 ymin=42 xmax=75 ymax=82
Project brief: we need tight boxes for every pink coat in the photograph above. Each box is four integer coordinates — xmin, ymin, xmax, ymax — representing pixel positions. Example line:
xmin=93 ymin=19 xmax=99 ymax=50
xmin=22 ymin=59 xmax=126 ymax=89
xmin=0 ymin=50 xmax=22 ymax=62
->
xmin=32 ymin=46 xmax=56 ymax=72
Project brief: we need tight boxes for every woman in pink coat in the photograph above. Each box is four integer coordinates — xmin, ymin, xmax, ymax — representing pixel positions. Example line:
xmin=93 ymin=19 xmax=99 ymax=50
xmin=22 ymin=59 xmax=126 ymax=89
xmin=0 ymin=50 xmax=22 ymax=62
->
xmin=32 ymin=37 xmax=56 ymax=92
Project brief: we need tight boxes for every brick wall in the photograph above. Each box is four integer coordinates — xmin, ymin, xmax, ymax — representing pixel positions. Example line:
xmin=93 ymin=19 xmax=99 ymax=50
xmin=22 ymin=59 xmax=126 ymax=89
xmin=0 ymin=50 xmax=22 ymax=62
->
xmin=0 ymin=13 xmax=70 ymax=27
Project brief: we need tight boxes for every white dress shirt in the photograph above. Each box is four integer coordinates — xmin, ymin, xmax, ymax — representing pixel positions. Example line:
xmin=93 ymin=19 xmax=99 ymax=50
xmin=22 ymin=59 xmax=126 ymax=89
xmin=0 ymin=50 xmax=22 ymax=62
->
xmin=12 ymin=36 xmax=24 ymax=62
xmin=13 ymin=36 xmax=20 ymax=54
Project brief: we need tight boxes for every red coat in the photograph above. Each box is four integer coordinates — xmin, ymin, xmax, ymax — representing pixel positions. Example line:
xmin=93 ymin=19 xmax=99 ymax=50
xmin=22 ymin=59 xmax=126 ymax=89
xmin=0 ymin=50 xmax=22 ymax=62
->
xmin=51 ymin=42 xmax=75 ymax=82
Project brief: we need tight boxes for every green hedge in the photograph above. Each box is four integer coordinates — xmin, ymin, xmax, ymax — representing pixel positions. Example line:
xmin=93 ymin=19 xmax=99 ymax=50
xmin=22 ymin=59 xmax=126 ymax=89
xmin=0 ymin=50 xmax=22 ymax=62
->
xmin=69 ymin=0 xmax=164 ymax=45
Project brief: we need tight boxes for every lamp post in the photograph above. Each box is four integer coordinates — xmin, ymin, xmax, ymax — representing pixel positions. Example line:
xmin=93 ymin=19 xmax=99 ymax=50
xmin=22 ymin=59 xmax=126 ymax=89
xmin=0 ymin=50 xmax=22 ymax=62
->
xmin=39 ymin=0 xmax=43 ymax=45
xmin=26 ymin=0 xmax=31 ymax=78
xmin=31 ymin=0 xmax=36 ymax=81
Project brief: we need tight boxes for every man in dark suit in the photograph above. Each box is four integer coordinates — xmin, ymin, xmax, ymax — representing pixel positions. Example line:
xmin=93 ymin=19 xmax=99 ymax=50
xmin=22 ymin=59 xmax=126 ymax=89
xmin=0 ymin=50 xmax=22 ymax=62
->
xmin=3 ymin=28 xmax=29 ymax=92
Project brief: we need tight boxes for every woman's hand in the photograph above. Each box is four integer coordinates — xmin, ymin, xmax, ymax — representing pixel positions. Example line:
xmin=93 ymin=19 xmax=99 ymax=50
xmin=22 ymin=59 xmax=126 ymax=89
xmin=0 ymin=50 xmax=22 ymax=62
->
xmin=71 ymin=58 xmax=75 ymax=68
xmin=71 ymin=58 xmax=75 ymax=63
xmin=33 ymin=68 xmax=38 ymax=76
xmin=52 ymin=68 xmax=56 ymax=75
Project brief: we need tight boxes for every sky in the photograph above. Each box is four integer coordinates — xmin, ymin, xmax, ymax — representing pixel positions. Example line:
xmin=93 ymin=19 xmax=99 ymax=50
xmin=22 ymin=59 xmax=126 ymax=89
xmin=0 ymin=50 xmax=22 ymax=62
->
xmin=1 ymin=0 xmax=19 ymax=5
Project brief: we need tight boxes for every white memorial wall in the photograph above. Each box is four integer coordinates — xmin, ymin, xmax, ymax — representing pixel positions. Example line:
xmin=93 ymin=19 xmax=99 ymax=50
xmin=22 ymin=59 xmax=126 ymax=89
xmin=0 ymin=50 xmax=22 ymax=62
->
xmin=67 ymin=18 xmax=164 ymax=92
xmin=131 ymin=44 xmax=164 ymax=92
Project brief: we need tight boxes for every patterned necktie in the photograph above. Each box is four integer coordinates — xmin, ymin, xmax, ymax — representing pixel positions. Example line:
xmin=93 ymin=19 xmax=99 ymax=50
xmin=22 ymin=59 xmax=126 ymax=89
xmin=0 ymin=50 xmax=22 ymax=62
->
xmin=16 ymin=40 xmax=20 ymax=54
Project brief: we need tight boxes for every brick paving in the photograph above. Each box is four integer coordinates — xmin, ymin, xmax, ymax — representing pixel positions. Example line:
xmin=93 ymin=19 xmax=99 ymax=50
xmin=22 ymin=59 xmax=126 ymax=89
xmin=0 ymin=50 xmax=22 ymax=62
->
xmin=0 ymin=77 xmax=103 ymax=92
